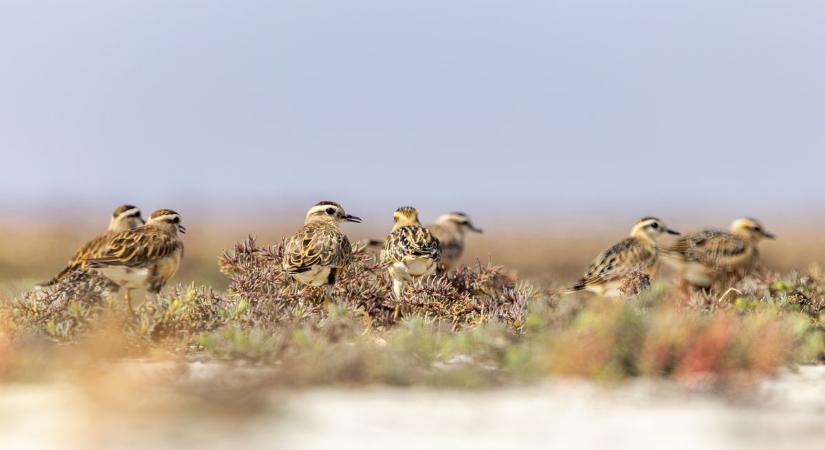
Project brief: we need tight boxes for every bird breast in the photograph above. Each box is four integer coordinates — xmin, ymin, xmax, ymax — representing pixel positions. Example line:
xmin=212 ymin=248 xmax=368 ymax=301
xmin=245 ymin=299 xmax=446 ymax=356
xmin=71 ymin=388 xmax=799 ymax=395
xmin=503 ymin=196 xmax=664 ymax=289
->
xmin=292 ymin=266 xmax=332 ymax=287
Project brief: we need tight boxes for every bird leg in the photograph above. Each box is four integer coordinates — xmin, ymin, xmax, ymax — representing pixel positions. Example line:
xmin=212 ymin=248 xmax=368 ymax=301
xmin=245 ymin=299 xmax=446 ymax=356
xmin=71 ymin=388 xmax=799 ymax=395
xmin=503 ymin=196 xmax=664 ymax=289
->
xmin=322 ymin=285 xmax=333 ymax=312
xmin=391 ymin=279 xmax=406 ymax=322
xmin=717 ymin=288 xmax=742 ymax=305
xmin=125 ymin=289 xmax=134 ymax=315
xmin=360 ymin=309 xmax=373 ymax=335
xmin=392 ymin=279 xmax=405 ymax=301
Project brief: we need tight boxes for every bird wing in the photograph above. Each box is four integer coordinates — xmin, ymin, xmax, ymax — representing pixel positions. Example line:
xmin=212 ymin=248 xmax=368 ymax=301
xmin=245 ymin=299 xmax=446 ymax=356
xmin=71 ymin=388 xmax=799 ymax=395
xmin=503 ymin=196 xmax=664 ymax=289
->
xmin=282 ymin=222 xmax=352 ymax=273
xmin=665 ymin=230 xmax=748 ymax=269
xmin=381 ymin=225 xmax=441 ymax=265
xmin=41 ymin=232 xmax=117 ymax=285
xmin=86 ymin=228 xmax=182 ymax=268
xmin=72 ymin=232 xmax=114 ymax=265
xmin=576 ymin=237 xmax=654 ymax=288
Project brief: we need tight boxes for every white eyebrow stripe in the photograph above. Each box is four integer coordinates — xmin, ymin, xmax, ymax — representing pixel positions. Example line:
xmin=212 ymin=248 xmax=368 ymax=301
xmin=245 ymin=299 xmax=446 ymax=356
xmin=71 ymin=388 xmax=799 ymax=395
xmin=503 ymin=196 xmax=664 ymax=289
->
xmin=117 ymin=208 xmax=141 ymax=218
xmin=437 ymin=213 xmax=466 ymax=223
xmin=152 ymin=214 xmax=179 ymax=222
xmin=307 ymin=205 xmax=337 ymax=216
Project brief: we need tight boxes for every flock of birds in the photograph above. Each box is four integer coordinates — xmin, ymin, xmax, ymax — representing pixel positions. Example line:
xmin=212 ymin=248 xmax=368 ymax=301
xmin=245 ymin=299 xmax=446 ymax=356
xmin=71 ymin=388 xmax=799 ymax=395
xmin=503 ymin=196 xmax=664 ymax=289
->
xmin=38 ymin=201 xmax=775 ymax=308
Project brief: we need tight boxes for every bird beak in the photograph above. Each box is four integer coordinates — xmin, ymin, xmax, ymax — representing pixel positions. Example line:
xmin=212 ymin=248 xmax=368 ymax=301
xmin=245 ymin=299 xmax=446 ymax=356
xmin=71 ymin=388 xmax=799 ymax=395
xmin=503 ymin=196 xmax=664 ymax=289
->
xmin=178 ymin=224 xmax=187 ymax=234
xmin=345 ymin=215 xmax=362 ymax=223
xmin=666 ymin=229 xmax=681 ymax=235
xmin=762 ymin=230 xmax=776 ymax=239
xmin=467 ymin=223 xmax=483 ymax=233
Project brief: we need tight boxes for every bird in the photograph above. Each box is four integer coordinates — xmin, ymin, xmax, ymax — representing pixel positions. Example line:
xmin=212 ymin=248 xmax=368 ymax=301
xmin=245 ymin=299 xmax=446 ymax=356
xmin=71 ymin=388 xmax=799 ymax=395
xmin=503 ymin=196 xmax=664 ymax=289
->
xmin=38 ymin=204 xmax=145 ymax=287
xmin=661 ymin=217 xmax=775 ymax=288
xmin=282 ymin=201 xmax=361 ymax=302
xmin=85 ymin=209 xmax=186 ymax=310
xmin=427 ymin=212 xmax=483 ymax=272
xmin=381 ymin=207 xmax=442 ymax=299
xmin=564 ymin=217 xmax=680 ymax=298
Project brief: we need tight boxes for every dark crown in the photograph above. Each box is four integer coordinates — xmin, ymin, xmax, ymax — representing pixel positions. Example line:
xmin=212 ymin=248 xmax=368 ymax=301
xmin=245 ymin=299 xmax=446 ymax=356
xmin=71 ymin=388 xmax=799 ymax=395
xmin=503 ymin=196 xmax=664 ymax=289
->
xmin=638 ymin=216 xmax=661 ymax=223
xmin=314 ymin=200 xmax=342 ymax=208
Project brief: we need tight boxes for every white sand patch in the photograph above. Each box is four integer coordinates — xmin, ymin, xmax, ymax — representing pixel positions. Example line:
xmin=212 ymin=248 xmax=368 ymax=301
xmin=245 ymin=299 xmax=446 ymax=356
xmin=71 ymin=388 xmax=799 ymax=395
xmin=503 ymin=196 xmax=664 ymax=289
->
xmin=0 ymin=365 xmax=822 ymax=450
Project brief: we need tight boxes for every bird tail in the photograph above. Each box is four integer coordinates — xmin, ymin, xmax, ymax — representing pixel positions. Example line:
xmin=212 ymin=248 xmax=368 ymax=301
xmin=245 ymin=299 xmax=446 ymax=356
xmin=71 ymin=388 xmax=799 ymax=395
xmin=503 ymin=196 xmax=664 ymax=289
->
xmin=559 ymin=281 xmax=587 ymax=296
xmin=35 ymin=265 xmax=75 ymax=289
xmin=85 ymin=257 xmax=124 ymax=268
xmin=287 ymin=265 xmax=313 ymax=275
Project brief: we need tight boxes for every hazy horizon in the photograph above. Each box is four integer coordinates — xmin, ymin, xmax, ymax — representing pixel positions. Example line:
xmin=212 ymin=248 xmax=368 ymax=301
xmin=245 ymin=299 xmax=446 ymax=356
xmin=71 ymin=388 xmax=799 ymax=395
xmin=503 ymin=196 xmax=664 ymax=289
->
xmin=1 ymin=1 xmax=823 ymax=216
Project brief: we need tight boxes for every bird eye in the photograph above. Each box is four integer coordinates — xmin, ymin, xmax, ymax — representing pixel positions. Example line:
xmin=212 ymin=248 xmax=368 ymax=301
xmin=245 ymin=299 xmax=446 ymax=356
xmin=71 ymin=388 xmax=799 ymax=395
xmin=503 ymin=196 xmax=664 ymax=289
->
xmin=650 ymin=222 xmax=659 ymax=229
xmin=172 ymin=217 xmax=180 ymax=224
xmin=325 ymin=208 xmax=336 ymax=215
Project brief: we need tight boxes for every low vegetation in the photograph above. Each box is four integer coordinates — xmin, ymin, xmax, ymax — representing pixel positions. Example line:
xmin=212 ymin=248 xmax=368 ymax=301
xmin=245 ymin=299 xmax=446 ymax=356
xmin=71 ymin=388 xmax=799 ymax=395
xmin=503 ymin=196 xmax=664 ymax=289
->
xmin=0 ymin=236 xmax=822 ymax=388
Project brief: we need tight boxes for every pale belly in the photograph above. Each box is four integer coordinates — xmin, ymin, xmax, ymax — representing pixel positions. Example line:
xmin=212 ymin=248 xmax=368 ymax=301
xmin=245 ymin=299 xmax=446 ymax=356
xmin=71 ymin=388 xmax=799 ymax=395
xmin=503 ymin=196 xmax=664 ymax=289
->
xmin=584 ymin=281 xmax=624 ymax=299
xmin=292 ymin=266 xmax=332 ymax=287
xmin=95 ymin=266 xmax=152 ymax=290
xmin=662 ymin=257 xmax=714 ymax=287
xmin=390 ymin=257 xmax=436 ymax=281
xmin=682 ymin=263 xmax=715 ymax=287
xmin=93 ymin=253 xmax=181 ymax=291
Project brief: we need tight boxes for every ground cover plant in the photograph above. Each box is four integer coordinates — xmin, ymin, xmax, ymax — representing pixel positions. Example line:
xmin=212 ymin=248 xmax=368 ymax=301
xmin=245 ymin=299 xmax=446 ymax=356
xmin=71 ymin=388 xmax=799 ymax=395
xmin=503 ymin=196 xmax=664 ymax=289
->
xmin=0 ymin=236 xmax=822 ymax=389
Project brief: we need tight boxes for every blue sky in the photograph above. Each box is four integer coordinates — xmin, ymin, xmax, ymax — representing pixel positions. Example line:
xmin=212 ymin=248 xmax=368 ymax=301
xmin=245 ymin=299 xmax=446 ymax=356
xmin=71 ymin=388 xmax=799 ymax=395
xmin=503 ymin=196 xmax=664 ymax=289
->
xmin=1 ymin=1 xmax=823 ymax=216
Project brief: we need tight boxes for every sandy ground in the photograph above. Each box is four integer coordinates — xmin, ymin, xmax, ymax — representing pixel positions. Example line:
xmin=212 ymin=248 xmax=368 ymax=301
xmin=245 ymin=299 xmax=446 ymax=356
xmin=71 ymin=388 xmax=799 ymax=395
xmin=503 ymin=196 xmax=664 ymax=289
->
xmin=0 ymin=365 xmax=823 ymax=450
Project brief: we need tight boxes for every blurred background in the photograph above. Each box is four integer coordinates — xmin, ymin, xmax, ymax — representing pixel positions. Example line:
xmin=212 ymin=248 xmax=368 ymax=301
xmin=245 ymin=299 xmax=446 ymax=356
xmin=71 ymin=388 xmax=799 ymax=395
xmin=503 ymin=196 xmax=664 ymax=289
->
xmin=1 ymin=0 xmax=823 ymax=291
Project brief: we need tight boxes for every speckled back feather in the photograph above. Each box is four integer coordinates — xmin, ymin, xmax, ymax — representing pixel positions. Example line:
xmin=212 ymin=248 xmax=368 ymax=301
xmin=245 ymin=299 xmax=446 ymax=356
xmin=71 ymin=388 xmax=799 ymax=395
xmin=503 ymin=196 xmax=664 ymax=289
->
xmin=86 ymin=227 xmax=184 ymax=268
xmin=282 ymin=221 xmax=353 ymax=273
xmin=571 ymin=237 xmax=656 ymax=290
xmin=665 ymin=230 xmax=752 ymax=269
xmin=381 ymin=225 xmax=441 ymax=265
xmin=39 ymin=231 xmax=120 ymax=286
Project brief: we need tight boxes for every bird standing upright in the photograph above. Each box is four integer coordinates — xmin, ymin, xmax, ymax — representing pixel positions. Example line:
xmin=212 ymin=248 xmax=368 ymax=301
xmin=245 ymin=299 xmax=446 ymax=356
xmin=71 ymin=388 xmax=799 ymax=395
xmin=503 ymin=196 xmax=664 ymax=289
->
xmin=38 ymin=204 xmax=145 ymax=287
xmin=662 ymin=217 xmax=775 ymax=288
xmin=427 ymin=212 xmax=483 ymax=272
xmin=86 ymin=208 xmax=186 ymax=310
xmin=381 ymin=207 xmax=441 ymax=299
xmin=282 ymin=201 xmax=361 ymax=303
xmin=565 ymin=217 xmax=679 ymax=298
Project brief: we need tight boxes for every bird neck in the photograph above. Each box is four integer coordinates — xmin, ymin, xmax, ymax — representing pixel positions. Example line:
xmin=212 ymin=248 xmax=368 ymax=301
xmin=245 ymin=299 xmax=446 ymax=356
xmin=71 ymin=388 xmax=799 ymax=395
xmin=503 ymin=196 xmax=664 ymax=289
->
xmin=109 ymin=219 xmax=131 ymax=233
xmin=730 ymin=228 xmax=756 ymax=242
xmin=305 ymin=216 xmax=339 ymax=226
xmin=631 ymin=231 xmax=657 ymax=247
xmin=147 ymin=222 xmax=178 ymax=236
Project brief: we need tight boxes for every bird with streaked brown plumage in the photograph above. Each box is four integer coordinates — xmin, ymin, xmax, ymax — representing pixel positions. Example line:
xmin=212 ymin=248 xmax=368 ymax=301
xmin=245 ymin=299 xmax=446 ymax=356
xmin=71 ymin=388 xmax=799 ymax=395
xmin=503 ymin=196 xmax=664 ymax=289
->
xmin=564 ymin=217 xmax=680 ymax=298
xmin=662 ymin=218 xmax=775 ymax=288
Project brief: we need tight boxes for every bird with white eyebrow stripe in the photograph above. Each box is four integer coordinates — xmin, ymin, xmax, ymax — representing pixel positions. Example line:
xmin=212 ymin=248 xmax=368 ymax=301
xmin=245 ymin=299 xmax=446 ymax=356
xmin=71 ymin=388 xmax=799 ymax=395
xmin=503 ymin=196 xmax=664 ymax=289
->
xmin=38 ymin=204 xmax=145 ymax=288
xmin=85 ymin=208 xmax=186 ymax=311
xmin=282 ymin=201 xmax=362 ymax=304
xmin=427 ymin=211 xmax=483 ymax=272
xmin=381 ymin=207 xmax=442 ymax=299
xmin=662 ymin=217 xmax=775 ymax=288
xmin=564 ymin=217 xmax=680 ymax=298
